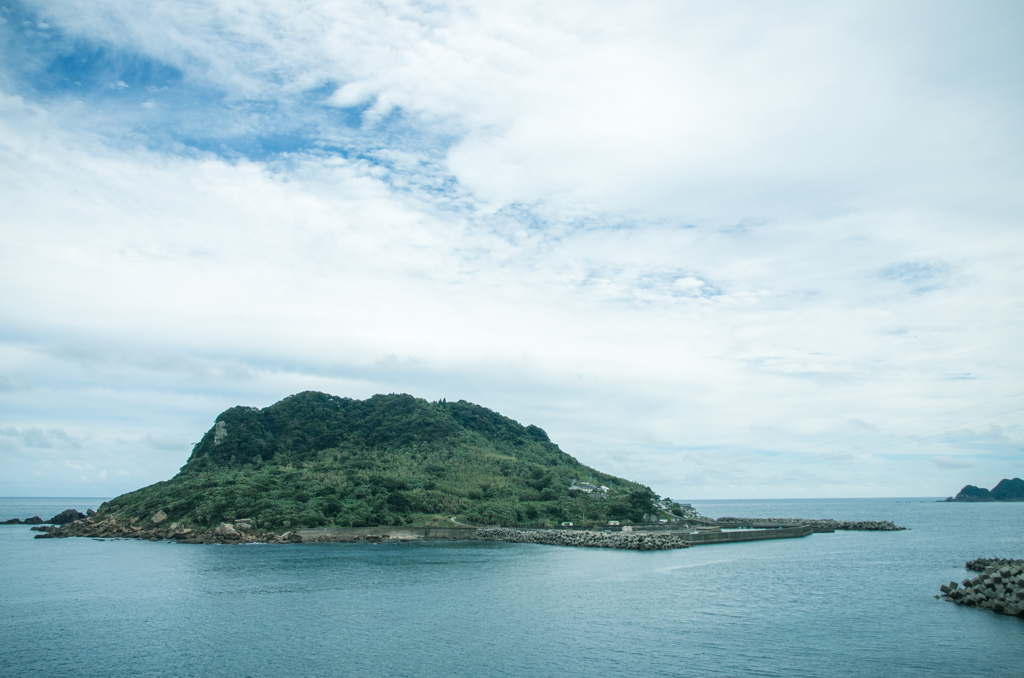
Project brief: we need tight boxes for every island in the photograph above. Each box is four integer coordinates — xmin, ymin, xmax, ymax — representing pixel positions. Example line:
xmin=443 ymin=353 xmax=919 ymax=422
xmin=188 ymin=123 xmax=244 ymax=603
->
xmin=38 ymin=392 xmax=664 ymax=531
xmin=945 ymin=478 xmax=1024 ymax=502
xmin=29 ymin=391 xmax=904 ymax=549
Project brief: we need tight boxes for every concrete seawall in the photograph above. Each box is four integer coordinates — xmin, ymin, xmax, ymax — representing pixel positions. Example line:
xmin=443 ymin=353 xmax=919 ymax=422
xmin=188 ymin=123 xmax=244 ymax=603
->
xmin=686 ymin=525 xmax=813 ymax=543
xmin=296 ymin=526 xmax=478 ymax=540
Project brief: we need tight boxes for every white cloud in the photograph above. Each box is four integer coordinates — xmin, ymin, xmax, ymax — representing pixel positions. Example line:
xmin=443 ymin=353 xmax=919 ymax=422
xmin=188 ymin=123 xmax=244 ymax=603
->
xmin=328 ymin=82 xmax=376 ymax=108
xmin=931 ymin=456 xmax=974 ymax=470
xmin=1 ymin=1 xmax=1022 ymax=498
xmin=1 ymin=427 xmax=82 ymax=449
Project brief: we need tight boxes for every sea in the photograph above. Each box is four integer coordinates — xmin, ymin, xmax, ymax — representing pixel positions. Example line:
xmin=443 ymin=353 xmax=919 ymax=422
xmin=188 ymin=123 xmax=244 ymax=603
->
xmin=1 ymin=497 xmax=1022 ymax=678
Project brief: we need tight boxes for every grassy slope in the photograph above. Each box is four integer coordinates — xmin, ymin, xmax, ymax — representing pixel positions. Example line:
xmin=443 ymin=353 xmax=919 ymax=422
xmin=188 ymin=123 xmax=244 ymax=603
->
xmin=100 ymin=392 xmax=656 ymax=529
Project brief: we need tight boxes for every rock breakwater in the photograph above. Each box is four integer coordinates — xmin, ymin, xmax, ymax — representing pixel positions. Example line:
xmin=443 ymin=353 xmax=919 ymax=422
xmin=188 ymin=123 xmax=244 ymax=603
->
xmin=716 ymin=517 xmax=905 ymax=531
xmin=470 ymin=527 xmax=691 ymax=550
xmin=940 ymin=559 xmax=1024 ymax=617
xmin=966 ymin=558 xmax=1024 ymax=572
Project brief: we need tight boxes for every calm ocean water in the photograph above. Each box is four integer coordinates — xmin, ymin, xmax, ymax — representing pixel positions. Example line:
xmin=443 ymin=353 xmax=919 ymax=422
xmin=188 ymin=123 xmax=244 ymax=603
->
xmin=1 ymin=497 xmax=1022 ymax=678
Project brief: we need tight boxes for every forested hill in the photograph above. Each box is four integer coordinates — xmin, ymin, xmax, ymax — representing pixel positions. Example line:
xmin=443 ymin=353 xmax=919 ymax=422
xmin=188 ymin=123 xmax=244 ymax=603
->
xmin=950 ymin=478 xmax=1024 ymax=502
xmin=99 ymin=392 xmax=659 ymax=529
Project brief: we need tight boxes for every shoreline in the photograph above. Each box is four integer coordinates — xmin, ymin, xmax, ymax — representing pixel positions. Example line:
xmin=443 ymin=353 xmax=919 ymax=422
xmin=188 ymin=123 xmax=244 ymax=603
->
xmin=26 ymin=514 xmax=903 ymax=550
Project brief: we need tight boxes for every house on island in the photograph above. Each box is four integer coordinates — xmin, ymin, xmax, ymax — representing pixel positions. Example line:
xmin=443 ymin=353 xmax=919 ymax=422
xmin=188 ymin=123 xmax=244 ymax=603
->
xmin=570 ymin=482 xmax=610 ymax=496
xmin=676 ymin=503 xmax=697 ymax=519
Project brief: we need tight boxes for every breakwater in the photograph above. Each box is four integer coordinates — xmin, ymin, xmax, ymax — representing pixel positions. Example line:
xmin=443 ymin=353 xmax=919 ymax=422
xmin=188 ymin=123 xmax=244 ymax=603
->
xmin=470 ymin=527 xmax=691 ymax=550
xmin=716 ymin=517 xmax=905 ymax=531
xmin=966 ymin=557 xmax=1024 ymax=572
xmin=468 ymin=524 xmax=813 ymax=549
xmin=940 ymin=559 xmax=1024 ymax=617
xmin=687 ymin=524 xmax=813 ymax=543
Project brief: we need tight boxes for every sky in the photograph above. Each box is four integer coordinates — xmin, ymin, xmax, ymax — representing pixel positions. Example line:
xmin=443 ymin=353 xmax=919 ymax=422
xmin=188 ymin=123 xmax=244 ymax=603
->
xmin=1 ymin=0 xmax=1022 ymax=500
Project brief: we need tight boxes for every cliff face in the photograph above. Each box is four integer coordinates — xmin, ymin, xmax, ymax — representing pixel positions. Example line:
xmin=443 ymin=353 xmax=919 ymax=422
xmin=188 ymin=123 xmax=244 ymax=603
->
xmin=952 ymin=478 xmax=1024 ymax=502
xmin=96 ymin=392 xmax=656 ymax=530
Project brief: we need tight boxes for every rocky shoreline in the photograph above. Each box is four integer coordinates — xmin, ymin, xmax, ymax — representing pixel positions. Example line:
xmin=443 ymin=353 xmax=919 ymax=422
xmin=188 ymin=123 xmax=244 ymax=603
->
xmin=939 ymin=559 xmax=1024 ymax=617
xmin=470 ymin=527 xmax=692 ymax=550
xmin=24 ymin=511 xmax=904 ymax=548
xmin=31 ymin=515 xmax=308 ymax=544
xmin=32 ymin=517 xmax=694 ymax=549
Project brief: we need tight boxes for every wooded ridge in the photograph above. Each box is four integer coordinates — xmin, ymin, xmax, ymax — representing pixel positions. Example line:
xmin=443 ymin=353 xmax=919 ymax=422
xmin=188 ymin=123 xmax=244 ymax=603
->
xmin=96 ymin=391 xmax=665 ymax=530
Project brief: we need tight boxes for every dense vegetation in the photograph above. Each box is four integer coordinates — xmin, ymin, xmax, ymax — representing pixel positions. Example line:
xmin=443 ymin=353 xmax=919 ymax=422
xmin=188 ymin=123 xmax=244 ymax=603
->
xmin=952 ymin=478 xmax=1024 ymax=502
xmin=100 ymin=392 xmax=659 ymax=529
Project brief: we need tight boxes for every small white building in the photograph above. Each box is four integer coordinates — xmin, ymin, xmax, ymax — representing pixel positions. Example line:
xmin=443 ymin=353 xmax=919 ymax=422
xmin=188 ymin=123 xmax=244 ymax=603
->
xmin=676 ymin=503 xmax=697 ymax=519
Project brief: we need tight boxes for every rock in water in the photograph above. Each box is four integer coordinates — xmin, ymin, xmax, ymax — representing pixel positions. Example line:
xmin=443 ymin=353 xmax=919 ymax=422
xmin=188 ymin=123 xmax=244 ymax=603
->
xmin=48 ymin=509 xmax=87 ymax=525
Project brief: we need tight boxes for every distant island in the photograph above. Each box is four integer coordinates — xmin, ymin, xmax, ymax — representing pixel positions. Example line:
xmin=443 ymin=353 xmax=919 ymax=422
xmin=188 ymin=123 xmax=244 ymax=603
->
xmin=946 ymin=478 xmax=1024 ymax=502
xmin=86 ymin=391 xmax=671 ymax=530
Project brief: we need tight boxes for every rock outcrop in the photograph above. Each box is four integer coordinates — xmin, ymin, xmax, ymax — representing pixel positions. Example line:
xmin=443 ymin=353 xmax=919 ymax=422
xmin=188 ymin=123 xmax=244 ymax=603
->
xmin=34 ymin=514 xmax=318 ymax=545
xmin=940 ymin=559 xmax=1024 ymax=617
xmin=48 ymin=509 xmax=87 ymax=525
xmin=470 ymin=527 xmax=691 ymax=550
xmin=4 ymin=509 xmax=90 ymax=525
